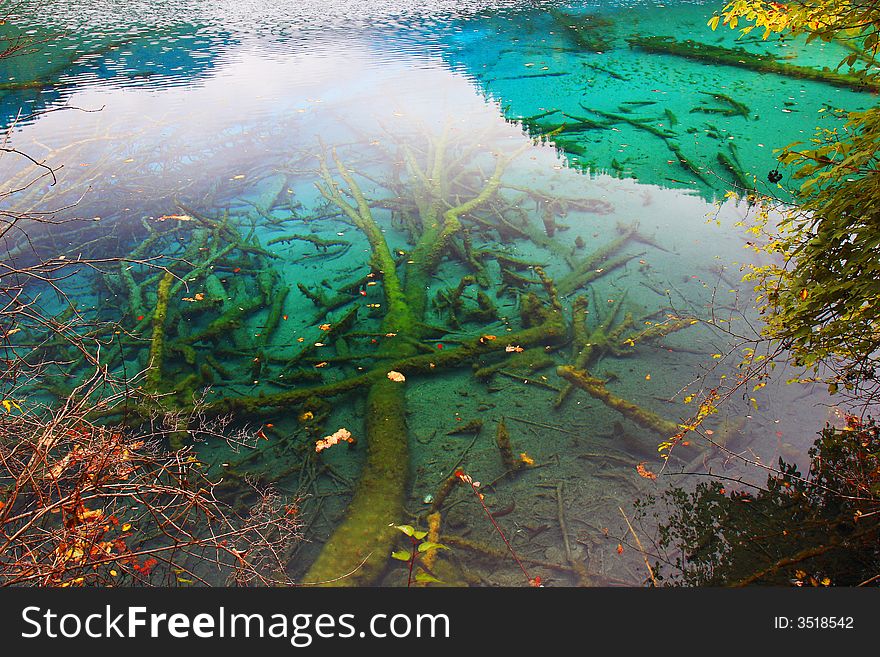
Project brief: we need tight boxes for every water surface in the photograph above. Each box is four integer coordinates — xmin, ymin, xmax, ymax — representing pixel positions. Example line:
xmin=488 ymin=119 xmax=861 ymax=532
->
xmin=0 ymin=0 xmax=858 ymax=585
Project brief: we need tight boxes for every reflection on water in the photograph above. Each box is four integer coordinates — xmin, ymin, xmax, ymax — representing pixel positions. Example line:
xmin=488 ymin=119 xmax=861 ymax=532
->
xmin=0 ymin=0 xmax=854 ymax=585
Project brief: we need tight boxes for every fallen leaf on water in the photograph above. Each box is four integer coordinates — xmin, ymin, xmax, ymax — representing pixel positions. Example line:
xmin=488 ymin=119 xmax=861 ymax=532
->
xmin=314 ymin=361 xmax=329 ymax=368
xmin=387 ymin=371 xmax=406 ymax=382
xmin=617 ymin=544 xmax=624 ymax=555
xmin=315 ymin=427 xmax=354 ymax=453
xmin=505 ymin=345 xmax=524 ymax=353
xmin=319 ymin=323 xmax=331 ymax=331
xmin=636 ymin=462 xmax=657 ymax=480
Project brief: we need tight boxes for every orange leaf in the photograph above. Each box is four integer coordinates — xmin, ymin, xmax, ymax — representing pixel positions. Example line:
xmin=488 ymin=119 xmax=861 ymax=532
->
xmin=636 ymin=462 xmax=657 ymax=480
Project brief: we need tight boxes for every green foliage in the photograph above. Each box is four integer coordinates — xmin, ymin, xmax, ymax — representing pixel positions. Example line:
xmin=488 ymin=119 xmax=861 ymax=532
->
xmin=390 ymin=524 xmax=448 ymax=586
xmin=712 ymin=1 xmax=880 ymax=393
xmin=393 ymin=524 xmax=429 ymax=540
xmin=642 ymin=419 xmax=880 ymax=586
xmin=749 ymin=106 xmax=880 ymax=385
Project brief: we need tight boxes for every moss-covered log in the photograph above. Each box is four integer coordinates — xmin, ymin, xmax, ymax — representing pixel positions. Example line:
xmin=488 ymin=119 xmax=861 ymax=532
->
xmin=557 ymin=365 xmax=680 ymax=437
xmin=144 ymin=271 xmax=174 ymax=391
xmin=621 ymin=317 xmax=698 ymax=348
xmin=304 ymin=377 xmax=409 ymax=586
xmin=627 ymin=36 xmax=879 ymax=93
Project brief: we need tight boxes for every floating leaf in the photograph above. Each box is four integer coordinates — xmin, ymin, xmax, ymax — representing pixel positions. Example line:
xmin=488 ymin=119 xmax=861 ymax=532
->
xmin=636 ymin=462 xmax=657 ymax=480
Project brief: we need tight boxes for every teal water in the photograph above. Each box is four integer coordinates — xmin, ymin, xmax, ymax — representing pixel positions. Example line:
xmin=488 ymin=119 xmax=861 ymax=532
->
xmin=0 ymin=0 xmax=860 ymax=585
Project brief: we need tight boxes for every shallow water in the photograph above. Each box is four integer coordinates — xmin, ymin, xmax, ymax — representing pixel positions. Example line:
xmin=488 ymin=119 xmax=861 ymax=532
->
xmin=0 ymin=0 xmax=858 ymax=585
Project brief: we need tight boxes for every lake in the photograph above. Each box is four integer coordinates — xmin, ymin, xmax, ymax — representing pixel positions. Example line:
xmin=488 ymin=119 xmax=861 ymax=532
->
xmin=0 ymin=0 xmax=862 ymax=586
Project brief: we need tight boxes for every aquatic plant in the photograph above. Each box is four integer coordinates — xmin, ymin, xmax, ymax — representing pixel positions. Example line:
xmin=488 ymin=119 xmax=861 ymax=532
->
xmin=390 ymin=523 xmax=448 ymax=587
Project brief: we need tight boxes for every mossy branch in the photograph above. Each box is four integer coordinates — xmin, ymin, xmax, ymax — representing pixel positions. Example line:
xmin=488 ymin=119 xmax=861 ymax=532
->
xmin=144 ymin=271 xmax=174 ymax=391
xmin=557 ymin=365 xmax=680 ymax=437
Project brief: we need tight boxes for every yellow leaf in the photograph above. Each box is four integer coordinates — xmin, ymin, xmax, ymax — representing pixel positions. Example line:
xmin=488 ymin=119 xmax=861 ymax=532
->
xmin=708 ymin=15 xmax=721 ymax=30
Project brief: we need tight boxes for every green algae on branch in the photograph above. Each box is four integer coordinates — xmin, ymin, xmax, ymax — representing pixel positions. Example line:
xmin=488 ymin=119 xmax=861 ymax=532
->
xmin=627 ymin=36 xmax=880 ymax=93
xmin=554 ymin=292 xmax=634 ymax=408
xmin=144 ymin=271 xmax=175 ymax=392
xmin=557 ymin=365 xmax=681 ymax=438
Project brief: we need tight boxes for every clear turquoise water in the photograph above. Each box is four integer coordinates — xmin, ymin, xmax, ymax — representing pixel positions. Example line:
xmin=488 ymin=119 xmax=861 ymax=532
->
xmin=0 ymin=0 xmax=861 ymax=585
